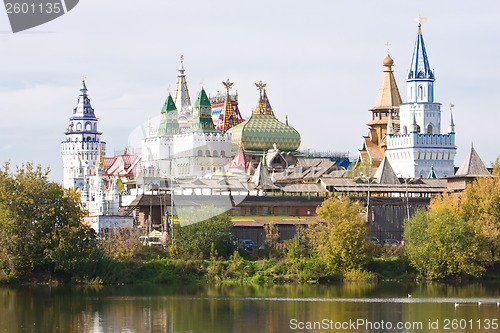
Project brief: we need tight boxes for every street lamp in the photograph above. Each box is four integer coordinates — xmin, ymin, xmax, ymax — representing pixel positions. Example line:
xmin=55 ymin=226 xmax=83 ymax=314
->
xmin=403 ymin=177 xmax=415 ymax=220
xmin=360 ymin=173 xmax=377 ymax=222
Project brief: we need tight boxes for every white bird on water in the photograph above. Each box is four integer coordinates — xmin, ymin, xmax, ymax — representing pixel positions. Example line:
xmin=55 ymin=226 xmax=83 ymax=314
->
xmin=407 ymin=294 xmax=412 ymax=298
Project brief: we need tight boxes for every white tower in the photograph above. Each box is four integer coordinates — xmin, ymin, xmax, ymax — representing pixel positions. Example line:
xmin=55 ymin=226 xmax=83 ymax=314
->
xmin=386 ymin=22 xmax=456 ymax=178
xmin=61 ymin=79 xmax=106 ymax=189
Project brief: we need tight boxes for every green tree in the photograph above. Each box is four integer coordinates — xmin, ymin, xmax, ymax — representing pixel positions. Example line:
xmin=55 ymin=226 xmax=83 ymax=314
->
xmin=404 ymin=195 xmax=486 ymax=279
xmin=173 ymin=208 xmax=234 ymax=259
xmin=0 ymin=162 xmax=100 ymax=281
xmin=264 ymin=223 xmax=282 ymax=258
xmin=308 ymin=197 xmax=369 ymax=272
xmin=460 ymin=159 xmax=500 ymax=265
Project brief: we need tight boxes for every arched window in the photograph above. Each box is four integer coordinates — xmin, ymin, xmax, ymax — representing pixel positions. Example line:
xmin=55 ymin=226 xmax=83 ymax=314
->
xmin=220 ymin=150 xmax=226 ymax=157
xmin=93 ymin=123 xmax=97 ymax=131
xmin=427 ymin=124 xmax=434 ymax=134
xmin=205 ymin=150 xmax=210 ymax=157
xmin=213 ymin=150 xmax=218 ymax=157
xmin=418 ymin=86 xmax=424 ymax=100
xmin=76 ymin=123 xmax=82 ymax=131
xmin=85 ymin=122 xmax=92 ymax=131
xmin=197 ymin=150 xmax=203 ymax=157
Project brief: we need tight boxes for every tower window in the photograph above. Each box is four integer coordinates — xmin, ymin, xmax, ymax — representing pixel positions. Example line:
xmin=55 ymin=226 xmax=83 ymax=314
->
xmin=76 ymin=123 xmax=82 ymax=131
xmin=418 ymin=86 xmax=424 ymax=101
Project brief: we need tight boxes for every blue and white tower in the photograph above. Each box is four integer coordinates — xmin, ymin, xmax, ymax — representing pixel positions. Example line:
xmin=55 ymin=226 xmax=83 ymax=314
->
xmin=61 ymin=79 xmax=106 ymax=189
xmin=386 ymin=23 xmax=456 ymax=178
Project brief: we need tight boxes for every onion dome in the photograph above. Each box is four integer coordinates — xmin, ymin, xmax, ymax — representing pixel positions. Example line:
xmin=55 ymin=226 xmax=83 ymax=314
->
xmin=227 ymin=81 xmax=301 ymax=153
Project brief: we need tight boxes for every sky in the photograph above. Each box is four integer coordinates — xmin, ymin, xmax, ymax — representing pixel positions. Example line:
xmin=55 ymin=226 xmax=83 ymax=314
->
xmin=0 ymin=0 xmax=499 ymax=183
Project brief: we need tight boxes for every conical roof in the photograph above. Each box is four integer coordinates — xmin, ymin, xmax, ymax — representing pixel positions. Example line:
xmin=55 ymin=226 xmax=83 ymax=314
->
xmin=219 ymin=80 xmax=243 ymax=132
xmin=455 ymin=145 xmax=489 ymax=176
xmin=158 ymin=93 xmax=180 ymax=136
xmin=408 ymin=24 xmax=434 ymax=80
xmin=251 ymin=156 xmax=278 ymax=190
xmin=373 ymin=157 xmax=400 ymax=184
xmin=191 ymin=88 xmax=217 ymax=133
xmin=69 ymin=78 xmax=97 ymax=121
xmin=373 ymin=54 xmax=402 ymax=110
xmin=173 ymin=55 xmax=192 ymax=114
xmin=229 ymin=145 xmax=247 ymax=169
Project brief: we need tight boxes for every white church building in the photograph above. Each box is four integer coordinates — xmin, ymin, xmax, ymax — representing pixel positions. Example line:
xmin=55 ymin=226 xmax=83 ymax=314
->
xmin=385 ymin=23 xmax=456 ymax=178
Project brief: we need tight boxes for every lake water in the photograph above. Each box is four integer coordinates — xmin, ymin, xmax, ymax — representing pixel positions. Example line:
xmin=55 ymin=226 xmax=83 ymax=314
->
xmin=1 ymin=282 xmax=499 ymax=332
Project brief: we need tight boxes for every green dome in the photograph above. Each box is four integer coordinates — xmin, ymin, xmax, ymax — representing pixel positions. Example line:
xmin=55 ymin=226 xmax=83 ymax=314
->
xmin=227 ymin=113 xmax=301 ymax=153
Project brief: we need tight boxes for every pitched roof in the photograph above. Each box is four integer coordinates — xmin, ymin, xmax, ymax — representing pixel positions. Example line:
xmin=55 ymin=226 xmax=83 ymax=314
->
xmin=229 ymin=146 xmax=247 ymax=169
xmin=455 ymin=145 xmax=489 ymax=176
xmin=373 ymin=157 xmax=400 ymax=184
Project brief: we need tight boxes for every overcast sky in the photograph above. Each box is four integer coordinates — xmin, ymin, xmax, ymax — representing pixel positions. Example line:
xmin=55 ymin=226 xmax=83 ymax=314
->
xmin=0 ymin=0 xmax=498 ymax=182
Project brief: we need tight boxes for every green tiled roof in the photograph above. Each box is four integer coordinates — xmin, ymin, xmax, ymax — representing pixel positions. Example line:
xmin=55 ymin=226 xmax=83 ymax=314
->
xmin=158 ymin=93 xmax=180 ymax=136
xmin=161 ymin=94 xmax=177 ymax=113
xmin=191 ymin=88 xmax=217 ymax=133
xmin=227 ymin=114 xmax=301 ymax=152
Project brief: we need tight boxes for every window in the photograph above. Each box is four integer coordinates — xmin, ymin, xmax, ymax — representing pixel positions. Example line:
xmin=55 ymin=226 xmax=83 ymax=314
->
xmin=76 ymin=123 xmax=82 ymax=131
xmin=205 ymin=150 xmax=210 ymax=157
xmin=213 ymin=150 xmax=218 ymax=157
xmin=197 ymin=150 xmax=203 ymax=157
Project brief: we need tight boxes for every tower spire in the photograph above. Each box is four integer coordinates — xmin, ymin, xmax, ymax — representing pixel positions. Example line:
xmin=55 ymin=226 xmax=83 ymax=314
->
xmin=173 ymin=55 xmax=191 ymax=115
xmin=448 ymin=103 xmax=455 ymax=133
xmin=387 ymin=111 xmax=393 ymax=135
xmin=408 ymin=19 xmax=433 ymax=80
xmin=254 ymin=81 xmax=273 ymax=115
xmin=219 ymin=79 xmax=241 ymax=132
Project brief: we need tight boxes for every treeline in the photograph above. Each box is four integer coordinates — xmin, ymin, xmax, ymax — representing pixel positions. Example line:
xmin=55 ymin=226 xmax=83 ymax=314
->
xmin=404 ymin=159 xmax=500 ymax=279
xmin=0 ymin=161 xmax=499 ymax=285
xmin=0 ymin=162 xmax=100 ymax=283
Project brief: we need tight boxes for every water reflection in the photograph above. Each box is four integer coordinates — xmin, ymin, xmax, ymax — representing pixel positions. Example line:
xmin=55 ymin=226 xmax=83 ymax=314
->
xmin=0 ymin=282 xmax=499 ymax=333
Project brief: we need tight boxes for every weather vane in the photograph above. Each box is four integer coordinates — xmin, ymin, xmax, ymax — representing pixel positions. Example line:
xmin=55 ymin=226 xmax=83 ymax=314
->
xmin=255 ymin=80 xmax=267 ymax=94
xmin=223 ymin=79 xmax=233 ymax=95
xmin=415 ymin=16 xmax=427 ymax=24
xmin=415 ymin=16 xmax=427 ymax=33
